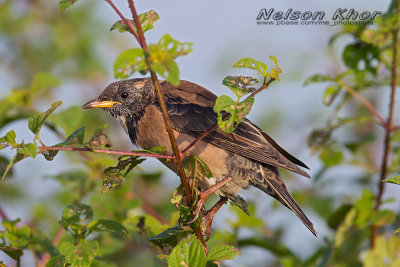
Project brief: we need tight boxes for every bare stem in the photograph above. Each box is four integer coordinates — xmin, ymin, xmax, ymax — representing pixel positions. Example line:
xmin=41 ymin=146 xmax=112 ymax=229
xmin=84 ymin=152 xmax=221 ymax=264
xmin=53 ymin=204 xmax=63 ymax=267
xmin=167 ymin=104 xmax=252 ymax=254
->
xmin=337 ymin=80 xmax=387 ymax=128
xmin=38 ymin=146 xmax=175 ymax=160
xmin=104 ymin=0 xmax=142 ymax=46
xmin=370 ymin=3 xmax=399 ymax=249
xmin=126 ymin=0 xmax=207 ymax=249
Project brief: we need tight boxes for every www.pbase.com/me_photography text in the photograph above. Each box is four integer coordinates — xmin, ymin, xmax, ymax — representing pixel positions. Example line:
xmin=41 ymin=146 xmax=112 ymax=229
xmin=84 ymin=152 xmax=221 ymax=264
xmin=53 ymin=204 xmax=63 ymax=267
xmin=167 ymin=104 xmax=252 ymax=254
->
xmin=256 ymin=8 xmax=382 ymax=26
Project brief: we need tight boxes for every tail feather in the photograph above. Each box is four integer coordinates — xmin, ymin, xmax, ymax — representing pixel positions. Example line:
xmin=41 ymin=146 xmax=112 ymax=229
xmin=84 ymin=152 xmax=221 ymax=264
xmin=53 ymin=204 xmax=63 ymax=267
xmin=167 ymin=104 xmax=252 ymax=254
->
xmin=253 ymin=167 xmax=317 ymax=237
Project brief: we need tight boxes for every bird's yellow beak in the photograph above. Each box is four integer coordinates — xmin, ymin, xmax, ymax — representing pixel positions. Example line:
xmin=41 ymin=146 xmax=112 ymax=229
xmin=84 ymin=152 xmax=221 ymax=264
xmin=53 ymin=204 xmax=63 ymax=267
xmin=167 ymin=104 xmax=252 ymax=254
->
xmin=81 ymin=100 xmax=122 ymax=109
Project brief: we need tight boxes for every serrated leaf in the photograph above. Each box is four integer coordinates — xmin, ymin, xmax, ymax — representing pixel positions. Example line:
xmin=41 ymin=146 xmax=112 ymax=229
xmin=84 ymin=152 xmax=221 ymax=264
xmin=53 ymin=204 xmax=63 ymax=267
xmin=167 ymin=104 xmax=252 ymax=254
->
xmin=110 ymin=10 xmax=159 ymax=34
xmin=42 ymin=149 xmax=60 ymax=161
xmin=213 ymin=95 xmax=254 ymax=133
xmin=149 ymin=227 xmax=192 ymax=251
xmin=59 ymin=240 xmax=99 ymax=267
xmin=303 ymin=74 xmax=332 ymax=86
xmin=59 ymin=0 xmax=78 ymax=13
xmin=28 ymin=101 xmax=62 ymax=135
xmin=19 ymin=143 xmax=37 ymax=158
xmin=61 ymin=127 xmax=85 ymax=145
xmin=0 ymin=245 xmax=24 ymax=261
xmin=59 ymin=204 xmax=93 ymax=236
xmin=0 ymin=130 xmax=17 ymax=148
xmin=88 ymin=219 xmax=128 ymax=237
xmin=383 ymin=175 xmax=400 ymax=185
xmin=233 ymin=58 xmax=268 ymax=74
xmin=5 ymin=226 xmax=31 ymax=248
xmin=149 ymin=34 xmax=193 ymax=86
xmin=102 ymin=156 xmax=145 ymax=193
xmin=222 ymin=76 xmax=257 ymax=98
xmin=207 ymin=245 xmax=241 ymax=262
xmin=168 ymin=236 xmax=206 ymax=267
xmin=113 ymin=48 xmax=147 ymax=79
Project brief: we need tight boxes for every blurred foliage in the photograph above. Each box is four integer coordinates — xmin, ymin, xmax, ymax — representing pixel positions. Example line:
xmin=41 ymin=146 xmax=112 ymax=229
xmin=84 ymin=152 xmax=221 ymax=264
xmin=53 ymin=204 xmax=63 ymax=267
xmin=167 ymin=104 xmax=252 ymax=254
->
xmin=0 ymin=0 xmax=400 ymax=266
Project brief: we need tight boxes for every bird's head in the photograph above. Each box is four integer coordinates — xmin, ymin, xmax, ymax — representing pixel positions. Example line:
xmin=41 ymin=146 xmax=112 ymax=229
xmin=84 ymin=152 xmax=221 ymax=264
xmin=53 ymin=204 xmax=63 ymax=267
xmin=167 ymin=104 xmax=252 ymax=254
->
xmin=81 ymin=78 xmax=155 ymax=120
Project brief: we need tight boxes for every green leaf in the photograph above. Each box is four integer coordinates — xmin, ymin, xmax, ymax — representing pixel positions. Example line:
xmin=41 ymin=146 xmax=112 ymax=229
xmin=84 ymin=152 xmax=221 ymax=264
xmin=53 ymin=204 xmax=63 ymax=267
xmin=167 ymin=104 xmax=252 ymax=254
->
xmin=222 ymin=76 xmax=257 ymax=98
xmin=28 ymin=73 xmax=61 ymax=93
xmin=361 ymin=29 xmax=391 ymax=46
xmin=0 ymin=130 xmax=17 ymax=149
xmin=233 ymin=57 xmax=268 ymax=75
xmin=183 ymin=155 xmax=213 ymax=179
xmin=42 ymin=149 xmax=60 ymax=161
xmin=206 ymin=245 xmax=241 ymax=262
xmin=59 ymin=204 xmax=93 ymax=237
xmin=28 ymin=101 xmax=62 ymax=135
xmin=322 ymin=85 xmax=341 ymax=106
xmin=303 ymin=74 xmax=332 ymax=86
xmin=59 ymin=239 xmax=99 ymax=267
xmin=47 ymin=255 xmax=68 ymax=267
xmin=394 ymin=228 xmax=400 ymax=234
xmin=5 ymin=226 xmax=31 ymax=248
xmin=19 ymin=143 xmax=37 ymax=158
xmin=102 ymin=156 xmax=145 ymax=193
xmin=342 ymin=43 xmax=379 ymax=74
xmin=62 ymin=127 xmax=86 ymax=145
xmin=59 ymin=0 xmax=78 ymax=13
xmin=149 ymin=227 xmax=192 ymax=251
xmin=149 ymin=34 xmax=193 ymax=85
xmin=319 ymin=147 xmax=343 ymax=167
xmin=168 ymin=236 xmax=206 ymax=267
xmin=383 ymin=175 xmax=400 ymax=185
xmin=88 ymin=219 xmax=128 ymax=237
xmin=0 ymin=245 xmax=23 ymax=261
xmin=110 ymin=10 xmax=159 ymax=34
xmin=113 ymin=48 xmax=147 ymax=79
xmin=213 ymin=95 xmax=254 ymax=133
xmin=51 ymin=170 xmax=89 ymax=191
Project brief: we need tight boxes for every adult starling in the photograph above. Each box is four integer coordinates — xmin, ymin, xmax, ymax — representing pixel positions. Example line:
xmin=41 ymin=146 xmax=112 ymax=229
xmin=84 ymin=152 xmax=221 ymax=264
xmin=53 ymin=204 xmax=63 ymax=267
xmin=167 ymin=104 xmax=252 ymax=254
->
xmin=82 ymin=78 xmax=317 ymax=236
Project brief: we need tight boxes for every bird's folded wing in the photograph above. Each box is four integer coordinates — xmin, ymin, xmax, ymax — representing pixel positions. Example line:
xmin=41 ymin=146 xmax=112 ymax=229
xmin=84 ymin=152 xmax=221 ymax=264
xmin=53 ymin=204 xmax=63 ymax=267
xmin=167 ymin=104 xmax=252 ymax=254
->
xmin=160 ymin=80 xmax=309 ymax=177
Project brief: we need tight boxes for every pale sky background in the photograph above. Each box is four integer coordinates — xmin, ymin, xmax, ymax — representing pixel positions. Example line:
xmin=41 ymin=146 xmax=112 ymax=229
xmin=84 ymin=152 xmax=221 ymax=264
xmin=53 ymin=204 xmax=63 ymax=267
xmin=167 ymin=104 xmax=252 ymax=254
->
xmin=0 ymin=0 xmax=396 ymax=266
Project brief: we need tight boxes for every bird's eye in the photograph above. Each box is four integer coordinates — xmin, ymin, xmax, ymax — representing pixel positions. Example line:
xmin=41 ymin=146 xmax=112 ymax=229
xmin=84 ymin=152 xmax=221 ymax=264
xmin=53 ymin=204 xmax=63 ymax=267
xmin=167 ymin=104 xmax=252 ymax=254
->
xmin=120 ymin=92 xmax=128 ymax=99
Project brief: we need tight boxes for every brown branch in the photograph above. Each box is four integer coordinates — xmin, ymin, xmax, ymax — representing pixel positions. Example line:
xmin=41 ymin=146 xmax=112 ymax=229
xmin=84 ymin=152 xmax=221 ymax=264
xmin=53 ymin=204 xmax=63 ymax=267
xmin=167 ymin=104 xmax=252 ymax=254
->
xmin=371 ymin=3 xmax=399 ymax=249
xmin=38 ymin=146 xmax=175 ymax=160
xmin=337 ymin=80 xmax=387 ymax=128
xmin=104 ymin=0 xmax=142 ymax=46
xmin=125 ymin=0 xmax=207 ymax=251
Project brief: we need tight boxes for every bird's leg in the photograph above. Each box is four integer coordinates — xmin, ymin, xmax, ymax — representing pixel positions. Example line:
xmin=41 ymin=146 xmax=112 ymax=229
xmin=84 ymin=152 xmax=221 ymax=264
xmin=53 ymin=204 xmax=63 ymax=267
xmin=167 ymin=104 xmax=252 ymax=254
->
xmin=187 ymin=176 xmax=232 ymax=224
xmin=202 ymin=197 xmax=228 ymax=241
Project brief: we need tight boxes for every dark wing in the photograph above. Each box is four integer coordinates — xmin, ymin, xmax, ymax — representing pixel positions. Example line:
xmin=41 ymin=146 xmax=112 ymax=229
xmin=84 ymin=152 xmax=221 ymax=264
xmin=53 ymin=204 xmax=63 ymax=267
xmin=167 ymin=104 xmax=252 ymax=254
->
xmin=159 ymin=80 xmax=310 ymax=177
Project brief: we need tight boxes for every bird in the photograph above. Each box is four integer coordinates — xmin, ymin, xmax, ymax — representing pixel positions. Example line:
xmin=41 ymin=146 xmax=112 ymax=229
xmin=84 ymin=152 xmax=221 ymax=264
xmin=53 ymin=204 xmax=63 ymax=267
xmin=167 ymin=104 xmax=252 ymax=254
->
xmin=81 ymin=78 xmax=317 ymax=236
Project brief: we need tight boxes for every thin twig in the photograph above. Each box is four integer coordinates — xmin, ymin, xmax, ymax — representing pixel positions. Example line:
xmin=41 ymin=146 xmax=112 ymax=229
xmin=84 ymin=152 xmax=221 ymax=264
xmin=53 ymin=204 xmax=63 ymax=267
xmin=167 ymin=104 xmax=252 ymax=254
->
xmin=371 ymin=2 xmax=399 ymax=249
xmin=126 ymin=0 xmax=207 ymax=251
xmin=337 ymin=80 xmax=387 ymax=128
xmin=38 ymin=146 xmax=175 ymax=160
xmin=104 ymin=0 xmax=142 ymax=46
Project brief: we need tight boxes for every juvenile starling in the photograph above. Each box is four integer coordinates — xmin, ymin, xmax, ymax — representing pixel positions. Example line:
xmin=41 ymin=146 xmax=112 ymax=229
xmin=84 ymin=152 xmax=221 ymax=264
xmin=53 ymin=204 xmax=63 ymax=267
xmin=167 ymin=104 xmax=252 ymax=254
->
xmin=82 ymin=78 xmax=317 ymax=236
